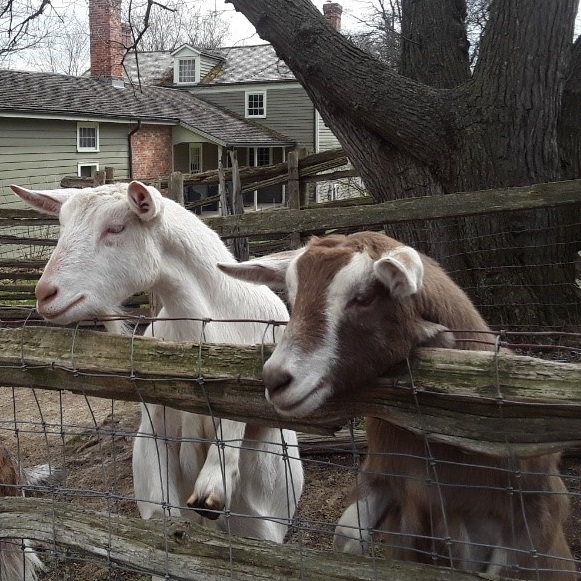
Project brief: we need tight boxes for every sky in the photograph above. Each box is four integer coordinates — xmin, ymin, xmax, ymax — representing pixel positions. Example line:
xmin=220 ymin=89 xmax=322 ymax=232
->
xmin=211 ymin=0 xmax=363 ymax=45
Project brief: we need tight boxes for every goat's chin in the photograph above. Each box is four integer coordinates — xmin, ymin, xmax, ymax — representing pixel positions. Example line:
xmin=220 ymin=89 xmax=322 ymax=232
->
xmin=267 ymin=381 xmax=331 ymax=418
xmin=38 ymin=295 xmax=87 ymax=325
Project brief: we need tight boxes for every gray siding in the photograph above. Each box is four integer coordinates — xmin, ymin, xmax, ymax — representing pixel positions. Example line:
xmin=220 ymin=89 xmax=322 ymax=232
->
xmin=193 ymin=86 xmax=315 ymax=149
xmin=0 ymin=117 xmax=130 ymax=207
xmin=317 ymin=113 xmax=341 ymax=152
xmin=199 ymin=56 xmax=219 ymax=80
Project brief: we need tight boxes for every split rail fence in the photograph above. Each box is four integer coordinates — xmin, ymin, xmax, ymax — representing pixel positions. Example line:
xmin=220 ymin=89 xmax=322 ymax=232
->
xmin=0 ymin=164 xmax=579 ymax=579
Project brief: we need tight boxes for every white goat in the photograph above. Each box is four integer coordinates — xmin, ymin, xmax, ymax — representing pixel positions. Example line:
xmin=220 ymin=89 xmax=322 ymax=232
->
xmin=0 ymin=446 xmax=59 ymax=581
xmin=220 ymin=231 xmax=576 ymax=580
xmin=11 ymin=181 xmax=304 ymax=543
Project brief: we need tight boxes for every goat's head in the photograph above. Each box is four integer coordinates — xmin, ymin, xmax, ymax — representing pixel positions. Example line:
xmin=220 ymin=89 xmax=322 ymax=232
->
xmin=220 ymin=232 xmax=456 ymax=417
xmin=11 ymin=181 xmax=164 ymax=324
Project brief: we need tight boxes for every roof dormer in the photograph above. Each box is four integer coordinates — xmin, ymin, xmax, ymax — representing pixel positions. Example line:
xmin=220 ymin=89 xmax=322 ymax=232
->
xmin=171 ymin=45 xmax=202 ymax=85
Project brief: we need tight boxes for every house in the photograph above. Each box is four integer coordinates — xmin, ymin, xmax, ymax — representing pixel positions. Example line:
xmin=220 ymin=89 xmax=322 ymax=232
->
xmin=0 ymin=0 xmax=348 ymax=209
xmin=0 ymin=69 xmax=295 ymax=208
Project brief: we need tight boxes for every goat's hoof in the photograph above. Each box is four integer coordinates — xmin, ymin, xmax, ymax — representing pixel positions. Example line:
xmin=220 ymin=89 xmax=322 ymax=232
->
xmin=187 ymin=493 xmax=224 ymax=521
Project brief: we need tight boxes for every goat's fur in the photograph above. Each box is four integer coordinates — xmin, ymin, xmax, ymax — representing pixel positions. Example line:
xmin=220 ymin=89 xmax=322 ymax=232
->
xmin=0 ymin=446 xmax=59 ymax=581
xmin=11 ymin=181 xmax=304 ymax=544
xmin=220 ymin=232 xmax=576 ymax=579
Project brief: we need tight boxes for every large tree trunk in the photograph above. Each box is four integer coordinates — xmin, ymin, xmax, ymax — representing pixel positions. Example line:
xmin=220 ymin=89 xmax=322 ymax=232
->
xmin=228 ymin=0 xmax=581 ymax=328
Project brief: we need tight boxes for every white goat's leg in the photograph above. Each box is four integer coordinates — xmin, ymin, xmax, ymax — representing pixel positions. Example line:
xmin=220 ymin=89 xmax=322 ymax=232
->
xmin=133 ymin=404 xmax=182 ymax=519
xmin=334 ymin=482 xmax=393 ymax=555
xmin=186 ymin=418 xmax=245 ymax=520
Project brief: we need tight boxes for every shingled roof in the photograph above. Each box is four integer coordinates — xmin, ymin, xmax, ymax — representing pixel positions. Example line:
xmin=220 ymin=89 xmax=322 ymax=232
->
xmin=123 ymin=44 xmax=296 ymax=87
xmin=0 ymin=68 xmax=296 ymax=148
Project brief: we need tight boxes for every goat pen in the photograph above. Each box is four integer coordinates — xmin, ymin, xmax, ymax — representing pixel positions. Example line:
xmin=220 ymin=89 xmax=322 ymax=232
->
xmin=0 ymin=176 xmax=578 ymax=580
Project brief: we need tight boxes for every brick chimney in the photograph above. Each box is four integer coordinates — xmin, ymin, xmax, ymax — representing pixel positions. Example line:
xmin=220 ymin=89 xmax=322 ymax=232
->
xmin=89 ymin=0 xmax=125 ymax=87
xmin=323 ymin=2 xmax=342 ymax=32
xmin=121 ymin=23 xmax=132 ymax=50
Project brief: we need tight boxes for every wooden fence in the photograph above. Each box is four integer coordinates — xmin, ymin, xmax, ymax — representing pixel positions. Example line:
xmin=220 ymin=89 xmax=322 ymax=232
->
xmin=0 ymin=172 xmax=580 ymax=579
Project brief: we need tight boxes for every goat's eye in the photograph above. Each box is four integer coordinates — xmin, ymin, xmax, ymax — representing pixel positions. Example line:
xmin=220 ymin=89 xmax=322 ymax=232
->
xmin=347 ymin=292 xmax=374 ymax=308
xmin=105 ymin=224 xmax=125 ymax=235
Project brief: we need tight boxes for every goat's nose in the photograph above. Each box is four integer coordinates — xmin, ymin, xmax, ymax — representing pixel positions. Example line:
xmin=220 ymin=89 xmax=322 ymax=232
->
xmin=35 ymin=281 xmax=58 ymax=307
xmin=262 ymin=366 xmax=293 ymax=398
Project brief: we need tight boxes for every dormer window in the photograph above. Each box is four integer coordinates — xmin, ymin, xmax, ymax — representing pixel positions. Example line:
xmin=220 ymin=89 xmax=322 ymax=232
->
xmin=178 ymin=58 xmax=197 ymax=83
xmin=246 ymin=91 xmax=266 ymax=118
xmin=172 ymin=46 xmax=202 ymax=85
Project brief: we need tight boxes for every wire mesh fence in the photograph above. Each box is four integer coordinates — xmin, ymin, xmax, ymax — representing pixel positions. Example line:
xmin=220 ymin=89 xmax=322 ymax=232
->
xmin=0 ymin=179 xmax=579 ymax=579
xmin=0 ymin=310 xmax=578 ymax=580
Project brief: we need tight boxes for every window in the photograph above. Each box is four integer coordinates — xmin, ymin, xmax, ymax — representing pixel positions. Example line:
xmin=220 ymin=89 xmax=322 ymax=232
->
xmin=248 ymin=147 xmax=271 ymax=166
xmin=246 ymin=91 xmax=266 ymax=118
xmin=189 ymin=144 xmax=202 ymax=174
xmin=77 ymin=122 xmax=99 ymax=152
xmin=178 ymin=58 xmax=197 ymax=83
xmin=77 ymin=162 xmax=99 ymax=178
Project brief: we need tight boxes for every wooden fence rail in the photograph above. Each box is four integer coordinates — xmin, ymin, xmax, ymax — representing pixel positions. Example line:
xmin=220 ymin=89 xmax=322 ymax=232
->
xmin=205 ymin=178 xmax=581 ymax=239
xmin=1 ymin=326 xmax=580 ymax=457
xmin=0 ymin=497 xmax=486 ymax=581
xmin=59 ymin=148 xmax=349 ymax=192
xmin=4 ymin=178 xmax=581 ymax=246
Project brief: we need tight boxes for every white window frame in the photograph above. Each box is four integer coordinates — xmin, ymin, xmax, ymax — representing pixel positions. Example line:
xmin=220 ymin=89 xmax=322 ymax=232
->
xmin=77 ymin=162 xmax=99 ymax=177
xmin=245 ymin=90 xmax=267 ymax=118
xmin=174 ymin=56 xmax=200 ymax=85
xmin=77 ymin=122 xmax=100 ymax=152
xmin=189 ymin=144 xmax=203 ymax=174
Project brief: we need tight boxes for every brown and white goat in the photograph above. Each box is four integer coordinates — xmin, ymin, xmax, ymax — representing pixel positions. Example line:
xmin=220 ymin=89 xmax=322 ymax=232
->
xmin=220 ymin=231 xmax=577 ymax=580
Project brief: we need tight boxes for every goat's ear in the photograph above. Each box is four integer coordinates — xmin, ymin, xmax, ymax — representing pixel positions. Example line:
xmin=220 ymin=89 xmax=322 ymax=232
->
xmin=10 ymin=185 xmax=74 ymax=216
xmin=416 ymin=320 xmax=455 ymax=348
xmin=127 ymin=181 xmax=162 ymax=221
xmin=218 ymin=250 xmax=300 ymax=290
xmin=374 ymin=246 xmax=424 ymax=299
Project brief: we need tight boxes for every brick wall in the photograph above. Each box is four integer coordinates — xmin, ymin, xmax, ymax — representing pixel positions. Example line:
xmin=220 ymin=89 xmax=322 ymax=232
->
xmin=89 ymin=0 xmax=124 ymax=81
xmin=131 ymin=125 xmax=173 ymax=180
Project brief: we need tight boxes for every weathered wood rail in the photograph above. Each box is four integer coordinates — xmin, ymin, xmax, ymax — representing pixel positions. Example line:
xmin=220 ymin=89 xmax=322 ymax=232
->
xmin=3 ymin=178 xmax=581 ymax=245
xmin=1 ymin=326 xmax=580 ymax=457
xmin=205 ymin=178 xmax=581 ymax=239
xmin=60 ymin=148 xmax=349 ymax=192
xmin=0 ymin=497 xmax=488 ymax=581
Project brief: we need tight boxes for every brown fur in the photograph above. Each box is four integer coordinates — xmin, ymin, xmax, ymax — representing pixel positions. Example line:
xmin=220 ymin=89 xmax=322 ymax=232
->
xmin=295 ymin=232 xmax=576 ymax=579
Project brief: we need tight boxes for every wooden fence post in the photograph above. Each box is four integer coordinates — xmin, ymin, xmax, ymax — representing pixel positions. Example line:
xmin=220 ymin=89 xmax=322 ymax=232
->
xmin=104 ymin=166 xmax=115 ymax=183
xmin=168 ymin=172 xmax=185 ymax=206
xmin=229 ymin=150 xmax=249 ymax=262
xmin=93 ymin=170 xmax=106 ymax=186
xmin=287 ymin=149 xmax=306 ymax=249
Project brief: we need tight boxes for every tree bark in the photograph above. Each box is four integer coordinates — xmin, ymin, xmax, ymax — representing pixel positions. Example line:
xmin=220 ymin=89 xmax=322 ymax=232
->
xmin=400 ymin=0 xmax=471 ymax=88
xmin=228 ymin=0 xmax=581 ymax=328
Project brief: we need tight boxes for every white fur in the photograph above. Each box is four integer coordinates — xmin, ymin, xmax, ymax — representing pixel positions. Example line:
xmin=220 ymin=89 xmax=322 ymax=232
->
xmin=374 ymin=246 xmax=424 ymax=299
xmin=262 ymin=252 xmax=377 ymax=416
xmin=0 ymin=540 xmax=43 ymax=581
xmin=11 ymin=182 xmax=304 ymax=543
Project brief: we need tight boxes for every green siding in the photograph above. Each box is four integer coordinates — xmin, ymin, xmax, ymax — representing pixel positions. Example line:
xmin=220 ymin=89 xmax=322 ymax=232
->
xmin=192 ymin=86 xmax=315 ymax=149
xmin=0 ymin=117 xmax=130 ymax=207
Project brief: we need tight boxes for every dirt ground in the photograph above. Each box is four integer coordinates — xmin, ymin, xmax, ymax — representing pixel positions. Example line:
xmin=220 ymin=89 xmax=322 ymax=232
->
xmin=0 ymin=387 xmax=579 ymax=580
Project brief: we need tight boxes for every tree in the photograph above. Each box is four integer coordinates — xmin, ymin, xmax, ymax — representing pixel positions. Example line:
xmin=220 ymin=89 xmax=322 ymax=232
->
xmin=126 ymin=0 xmax=230 ymax=52
xmin=0 ymin=0 xmax=55 ymax=64
xmin=227 ymin=0 xmax=581 ymax=328
xmin=345 ymin=1 xmax=489 ymax=68
xmin=25 ymin=16 xmax=89 ymax=75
